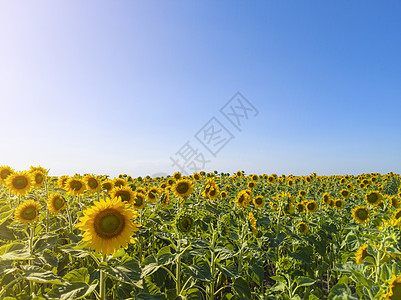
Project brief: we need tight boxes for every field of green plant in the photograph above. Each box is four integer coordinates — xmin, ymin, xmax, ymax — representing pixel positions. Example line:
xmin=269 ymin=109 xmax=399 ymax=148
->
xmin=0 ymin=165 xmax=400 ymax=299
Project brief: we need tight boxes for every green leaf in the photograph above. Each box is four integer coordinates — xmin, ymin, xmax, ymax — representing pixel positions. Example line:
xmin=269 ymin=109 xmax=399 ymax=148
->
xmin=63 ymin=268 xmax=89 ymax=284
xmin=219 ymin=265 xmax=241 ymax=278
xmin=136 ymin=293 xmax=166 ymax=300
xmin=247 ymin=258 xmax=264 ymax=286
xmin=141 ymin=255 xmax=160 ymax=278
xmin=328 ymin=283 xmax=358 ymax=300
xmin=232 ymin=277 xmax=251 ymax=299
xmin=21 ymin=265 xmax=63 ymax=285
xmin=0 ymin=245 xmax=31 ymax=261
xmin=350 ymin=269 xmax=374 ymax=288
xmin=49 ymin=280 xmax=98 ymax=300
xmin=294 ymin=276 xmax=315 ymax=287
xmin=103 ymin=258 xmax=141 ymax=286
xmin=186 ymin=260 xmax=213 ymax=281
xmin=181 ymin=287 xmax=203 ymax=300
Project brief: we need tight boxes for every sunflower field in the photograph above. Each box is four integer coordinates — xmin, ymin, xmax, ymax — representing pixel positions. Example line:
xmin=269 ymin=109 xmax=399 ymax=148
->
xmin=0 ymin=165 xmax=401 ymax=300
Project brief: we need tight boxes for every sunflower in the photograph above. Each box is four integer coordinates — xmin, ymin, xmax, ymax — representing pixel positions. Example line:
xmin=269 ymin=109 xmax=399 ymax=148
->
xmin=248 ymin=212 xmax=258 ymax=236
xmin=365 ymin=191 xmax=382 ymax=206
xmin=0 ymin=165 xmax=14 ymax=184
xmin=30 ymin=170 xmax=45 ymax=187
xmin=29 ymin=165 xmax=48 ymax=174
xmin=203 ymin=180 xmax=219 ymax=200
xmin=253 ymin=196 xmax=265 ymax=208
xmin=383 ymin=275 xmax=401 ymax=300
xmin=235 ymin=190 xmax=251 ymax=208
xmin=160 ymin=191 xmax=170 ymax=206
xmin=132 ymin=192 xmax=146 ymax=209
xmin=298 ymin=222 xmax=309 ymax=234
xmin=65 ymin=177 xmax=86 ymax=196
xmin=111 ymin=187 xmax=135 ymax=204
xmin=334 ymin=199 xmax=344 ymax=210
xmin=84 ymin=175 xmax=101 ymax=193
xmin=354 ymin=244 xmax=369 ymax=264
xmin=220 ymin=191 xmax=228 ymax=199
xmin=6 ymin=171 xmax=34 ymax=196
xmin=388 ymin=196 xmax=400 ymax=209
xmin=76 ymin=197 xmax=140 ymax=255
xmin=57 ymin=175 xmax=69 ymax=189
xmin=339 ymin=189 xmax=350 ymax=199
xmin=113 ymin=178 xmax=127 ymax=188
xmin=192 ymin=172 xmax=202 ymax=181
xmin=298 ymin=190 xmax=307 ymax=198
xmin=306 ymin=200 xmax=318 ymax=213
xmin=47 ymin=193 xmax=66 ymax=214
xmin=296 ymin=202 xmax=305 ymax=212
xmin=236 ymin=170 xmax=243 ymax=177
xmin=176 ymin=215 xmax=193 ymax=233
xmin=172 ymin=179 xmax=194 ymax=198
xmin=352 ymin=206 xmax=370 ymax=224
xmin=15 ymin=199 xmax=40 ymax=223
xmin=173 ymin=172 xmax=182 ymax=180
xmin=322 ymin=192 xmax=331 ymax=205
xmin=101 ymin=179 xmax=114 ymax=194
xmin=146 ymin=187 xmax=160 ymax=203
xmin=247 ymin=181 xmax=256 ymax=189
xmin=167 ymin=178 xmax=175 ymax=186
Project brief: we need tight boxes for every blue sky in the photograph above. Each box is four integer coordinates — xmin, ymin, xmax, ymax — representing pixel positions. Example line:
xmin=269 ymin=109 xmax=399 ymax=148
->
xmin=1 ymin=1 xmax=400 ymax=178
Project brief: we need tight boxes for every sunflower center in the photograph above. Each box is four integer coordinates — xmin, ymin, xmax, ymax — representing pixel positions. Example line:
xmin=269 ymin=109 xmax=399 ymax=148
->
xmin=117 ymin=191 xmax=130 ymax=202
xmin=391 ymin=280 xmax=401 ymax=300
xmin=255 ymin=198 xmax=263 ymax=205
xmin=1 ymin=170 xmax=11 ymax=179
xmin=35 ymin=173 xmax=44 ymax=184
xmin=71 ymin=181 xmax=83 ymax=191
xmin=53 ymin=197 xmax=64 ymax=210
xmin=307 ymin=203 xmax=315 ymax=211
xmin=356 ymin=209 xmax=368 ymax=220
xmin=13 ymin=176 xmax=28 ymax=189
xmin=177 ymin=182 xmax=189 ymax=194
xmin=88 ymin=178 xmax=99 ymax=189
xmin=94 ymin=209 xmax=125 ymax=239
xmin=22 ymin=206 xmax=37 ymax=220
xmin=134 ymin=195 xmax=144 ymax=206
xmin=367 ymin=193 xmax=378 ymax=203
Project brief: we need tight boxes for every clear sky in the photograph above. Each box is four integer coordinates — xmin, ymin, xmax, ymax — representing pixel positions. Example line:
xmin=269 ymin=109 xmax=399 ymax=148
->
xmin=1 ymin=1 xmax=400 ymax=178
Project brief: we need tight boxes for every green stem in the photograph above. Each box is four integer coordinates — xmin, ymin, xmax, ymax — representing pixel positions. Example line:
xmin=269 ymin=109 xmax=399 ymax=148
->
xmin=28 ymin=225 xmax=35 ymax=295
xmin=99 ymin=254 xmax=107 ymax=300
xmin=176 ymin=234 xmax=182 ymax=296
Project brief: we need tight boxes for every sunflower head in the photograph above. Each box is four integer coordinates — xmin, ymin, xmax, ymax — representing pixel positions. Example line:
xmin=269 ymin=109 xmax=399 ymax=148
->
xmin=0 ymin=165 xmax=14 ymax=184
xmin=220 ymin=191 xmax=228 ymax=199
xmin=253 ymin=196 xmax=265 ymax=208
xmin=366 ymin=191 xmax=383 ymax=206
xmin=146 ymin=187 xmax=160 ymax=203
xmin=173 ymin=172 xmax=182 ymax=180
xmin=236 ymin=190 xmax=251 ymax=208
xmin=76 ymin=197 xmax=140 ymax=255
xmin=172 ymin=179 xmax=194 ymax=199
xmin=298 ymin=222 xmax=309 ymax=234
xmin=354 ymin=244 xmax=369 ymax=264
xmin=65 ymin=177 xmax=86 ymax=196
xmin=57 ymin=175 xmax=69 ymax=189
xmin=47 ymin=193 xmax=66 ymax=214
xmin=340 ymin=189 xmax=350 ymax=199
xmin=113 ymin=178 xmax=127 ymax=188
xmin=296 ymin=202 xmax=305 ymax=212
xmin=101 ymin=179 xmax=114 ymax=194
xmin=132 ymin=192 xmax=146 ymax=210
xmin=160 ymin=192 xmax=170 ymax=206
xmin=15 ymin=199 xmax=40 ymax=223
xmin=111 ymin=187 xmax=135 ymax=204
xmin=6 ymin=171 xmax=34 ymax=196
xmin=176 ymin=215 xmax=194 ymax=234
xmin=352 ymin=206 xmax=370 ymax=224
xmin=322 ymin=192 xmax=331 ymax=204
xmin=383 ymin=274 xmax=401 ymax=300
xmin=334 ymin=199 xmax=344 ymax=210
xmin=84 ymin=175 xmax=101 ymax=193
xmin=247 ymin=181 xmax=256 ymax=189
xmin=298 ymin=190 xmax=307 ymax=198
xmin=306 ymin=200 xmax=318 ymax=213
xmin=31 ymin=170 xmax=46 ymax=187
xmin=192 ymin=172 xmax=202 ymax=181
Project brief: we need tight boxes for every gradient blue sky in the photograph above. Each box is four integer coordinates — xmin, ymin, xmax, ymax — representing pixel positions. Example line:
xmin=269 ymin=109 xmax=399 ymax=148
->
xmin=1 ymin=1 xmax=400 ymax=178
